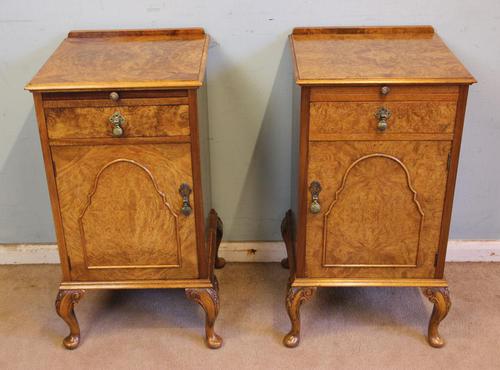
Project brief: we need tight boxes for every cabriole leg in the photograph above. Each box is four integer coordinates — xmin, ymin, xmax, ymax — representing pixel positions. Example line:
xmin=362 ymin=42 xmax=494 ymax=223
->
xmin=280 ymin=210 xmax=293 ymax=270
xmin=55 ymin=289 xmax=85 ymax=350
xmin=283 ymin=286 xmax=316 ymax=348
xmin=215 ymin=216 xmax=225 ymax=269
xmin=423 ymin=287 xmax=451 ymax=348
xmin=186 ymin=288 xmax=222 ymax=349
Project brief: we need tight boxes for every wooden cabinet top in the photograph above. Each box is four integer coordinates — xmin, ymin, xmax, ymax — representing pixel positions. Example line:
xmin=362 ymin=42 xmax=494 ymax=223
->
xmin=26 ymin=28 xmax=209 ymax=92
xmin=290 ymin=26 xmax=475 ymax=85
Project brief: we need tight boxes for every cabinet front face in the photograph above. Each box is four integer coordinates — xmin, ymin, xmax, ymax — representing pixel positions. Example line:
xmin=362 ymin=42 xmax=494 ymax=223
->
xmin=305 ymin=140 xmax=451 ymax=279
xmin=52 ymin=143 xmax=199 ymax=281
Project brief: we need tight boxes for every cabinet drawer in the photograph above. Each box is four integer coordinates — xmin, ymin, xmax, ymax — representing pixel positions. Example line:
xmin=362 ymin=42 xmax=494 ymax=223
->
xmin=309 ymin=85 xmax=459 ymax=102
xmin=45 ymin=104 xmax=190 ymax=139
xmin=309 ymin=100 xmax=457 ymax=138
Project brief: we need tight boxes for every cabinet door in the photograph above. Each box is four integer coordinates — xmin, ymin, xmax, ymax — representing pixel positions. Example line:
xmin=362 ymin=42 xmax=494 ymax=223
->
xmin=305 ymin=141 xmax=451 ymax=279
xmin=52 ymin=143 xmax=198 ymax=281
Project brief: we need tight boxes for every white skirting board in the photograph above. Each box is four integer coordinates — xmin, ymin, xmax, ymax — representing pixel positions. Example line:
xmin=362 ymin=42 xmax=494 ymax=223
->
xmin=1 ymin=240 xmax=500 ymax=265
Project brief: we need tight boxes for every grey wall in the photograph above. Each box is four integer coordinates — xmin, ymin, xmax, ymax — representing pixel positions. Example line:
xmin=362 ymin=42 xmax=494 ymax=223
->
xmin=1 ymin=0 xmax=499 ymax=243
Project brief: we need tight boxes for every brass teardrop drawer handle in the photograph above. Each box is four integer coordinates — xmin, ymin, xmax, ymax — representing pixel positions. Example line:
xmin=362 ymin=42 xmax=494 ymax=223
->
xmin=109 ymin=111 xmax=125 ymax=137
xmin=179 ymin=183 xmax=192 ymax=216
xmin=309 ymin=181 xmax=322 ymax=214
xmin=375 ymin=107 xmax=392 ymax=132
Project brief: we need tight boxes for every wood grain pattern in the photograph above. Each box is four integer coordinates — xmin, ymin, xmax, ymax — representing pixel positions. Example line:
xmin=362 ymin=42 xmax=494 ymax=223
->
xmin=25 ymin=29 xmax=209 ymax=91
xmin=52 ymin=143 xmax=198 ymax=281
xmin=321 ymin=153 xmax=425 ymax=268
xmin=310 ymin=101 xmax=457 ymax=136
xmin=78 ymin=159 xmax=181 ymax=269
xmin=46 ymin=104 xmax=189 ymax=139
xmin=290 ymin=27 xmax=475 ymax=85
xmin=305 ymin=141 xmax=451 ymax=278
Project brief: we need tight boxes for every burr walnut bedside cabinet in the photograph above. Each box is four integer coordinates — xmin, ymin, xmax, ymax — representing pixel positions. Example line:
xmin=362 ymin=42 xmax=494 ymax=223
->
xmin=25 ymin=28 xmax=225 ymax=349
xmin=282 ymin=26 xmax=475 ymax=348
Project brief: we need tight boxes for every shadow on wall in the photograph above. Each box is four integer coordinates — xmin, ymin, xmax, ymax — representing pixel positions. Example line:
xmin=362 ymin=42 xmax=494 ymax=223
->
xmin=232 ymin=40 xmax=293 ymax=240
xmin=0 ymin=108 xmax=55 ymax=242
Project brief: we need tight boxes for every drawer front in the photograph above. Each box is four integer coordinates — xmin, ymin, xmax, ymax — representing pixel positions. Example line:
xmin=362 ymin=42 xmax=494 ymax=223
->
xmin=46 ymin=104 xmax=190 ymax=139
xmin=310 ymin=85 xmax=459 ymax=102
xmin=52 ymin=143 xmax=198 ymax=281
xmin=305 ymin=140 xmax=451 ymax=279
xmin=310 ymin=101 xmax=457 ymax=137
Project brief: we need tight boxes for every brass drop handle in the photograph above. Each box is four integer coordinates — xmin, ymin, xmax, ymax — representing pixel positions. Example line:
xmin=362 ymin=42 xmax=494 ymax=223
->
xmin=179 ymin=183 xmax=192 ymax=216
xmin=109 ymin=111 xmax=125 ymax=137
xmin=309 ymin=181 xmax=322 ymax=214
xmin=375 ymin=107 xmax=391 ymax=132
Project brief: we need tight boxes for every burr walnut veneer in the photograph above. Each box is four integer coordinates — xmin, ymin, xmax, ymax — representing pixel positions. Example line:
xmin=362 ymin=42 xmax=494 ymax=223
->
xmin=283 ymin=26 xmax=475 ymax=348
xmin=26 ymin=28 xmax=225 ymax=349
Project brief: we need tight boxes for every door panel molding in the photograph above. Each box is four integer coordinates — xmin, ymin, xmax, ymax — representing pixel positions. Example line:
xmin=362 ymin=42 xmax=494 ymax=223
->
xmin=78 ymin=158 xmax=182 ymax=270
xmin=305 ymin=140 xmax=451 ymax=279
xmin=322 ymin=153 xmax=424 ymax=268
xmin=52 ymin=143 xmax=199 ymax=281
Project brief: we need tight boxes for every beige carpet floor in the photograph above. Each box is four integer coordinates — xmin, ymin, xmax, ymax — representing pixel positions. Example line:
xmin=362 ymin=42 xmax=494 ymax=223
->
xmin=0 ymin=262 xmax=499 ymax=370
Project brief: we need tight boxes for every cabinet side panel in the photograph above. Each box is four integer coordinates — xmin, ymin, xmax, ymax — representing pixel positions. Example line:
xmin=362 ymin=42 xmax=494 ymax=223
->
xmin=294 ymin=87 xmax=310 ymax=277
xmin=435 ymin=85 xmax=469 ymax=278
xmin=33 ymin=93 xmax=71 ymax=280
xmin=290 ymin=83 xmax=300 ymax=236
xmin=197 ymin=81 xmax=212 ymax=279
xmin=188 ymin=89 xmax=209 ymax=278
xmin=197 ymin=79 xmax=212 ymax=224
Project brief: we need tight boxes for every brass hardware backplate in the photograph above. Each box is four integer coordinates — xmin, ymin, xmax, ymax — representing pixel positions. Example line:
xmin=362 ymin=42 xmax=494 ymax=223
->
xmin=309 ymin=181 xmax=322 ymax=214
xmin=109 ymin=111 xmax=125 ymax=137
xmin=375 ymin=107 xmax=392 ymax=131
xmin=179 ymin=183 xmax=192 ymax=216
